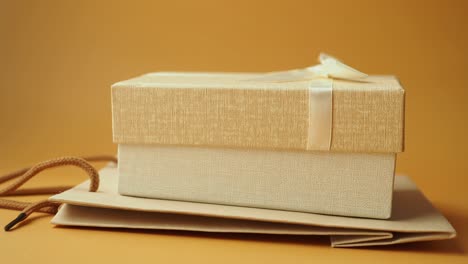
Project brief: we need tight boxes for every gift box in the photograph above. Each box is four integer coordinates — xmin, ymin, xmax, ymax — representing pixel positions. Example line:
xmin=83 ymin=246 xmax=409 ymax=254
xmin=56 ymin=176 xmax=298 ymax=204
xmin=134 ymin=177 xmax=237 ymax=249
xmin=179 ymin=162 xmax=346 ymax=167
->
xmin=111 ymin=54 xmax=405 ymax=219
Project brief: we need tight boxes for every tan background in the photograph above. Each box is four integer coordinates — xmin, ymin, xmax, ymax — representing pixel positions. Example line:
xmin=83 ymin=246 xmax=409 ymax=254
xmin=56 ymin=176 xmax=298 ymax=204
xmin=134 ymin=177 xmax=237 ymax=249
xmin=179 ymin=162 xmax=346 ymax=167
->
xmin=0 ymin=0 xmax=467 ymax=263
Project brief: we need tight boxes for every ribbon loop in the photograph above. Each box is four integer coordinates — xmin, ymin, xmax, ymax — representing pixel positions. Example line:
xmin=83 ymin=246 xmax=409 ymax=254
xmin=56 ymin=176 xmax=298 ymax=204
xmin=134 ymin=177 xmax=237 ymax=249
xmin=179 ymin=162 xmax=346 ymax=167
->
xmin=313 ymin=53 xmax=368 ymax=80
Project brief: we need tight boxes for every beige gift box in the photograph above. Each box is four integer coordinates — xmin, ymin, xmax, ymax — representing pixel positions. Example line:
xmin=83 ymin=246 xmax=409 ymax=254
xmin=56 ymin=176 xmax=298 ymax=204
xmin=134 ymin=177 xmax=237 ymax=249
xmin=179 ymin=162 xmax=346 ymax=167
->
xmin=111 ymin=55 xmax=405 ymax=219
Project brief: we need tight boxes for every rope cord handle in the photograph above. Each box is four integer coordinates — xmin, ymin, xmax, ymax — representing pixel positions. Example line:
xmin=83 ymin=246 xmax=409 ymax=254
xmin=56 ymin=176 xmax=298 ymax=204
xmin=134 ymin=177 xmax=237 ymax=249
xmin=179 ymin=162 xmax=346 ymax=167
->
xmin=0 ymin=155 xmax=117 ymax=231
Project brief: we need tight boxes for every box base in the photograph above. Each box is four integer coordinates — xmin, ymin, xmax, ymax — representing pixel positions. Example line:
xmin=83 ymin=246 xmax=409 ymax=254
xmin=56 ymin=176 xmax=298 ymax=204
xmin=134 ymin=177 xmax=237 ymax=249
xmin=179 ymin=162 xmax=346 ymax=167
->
xmin=118 ymin=144 xmax=395 ymax=219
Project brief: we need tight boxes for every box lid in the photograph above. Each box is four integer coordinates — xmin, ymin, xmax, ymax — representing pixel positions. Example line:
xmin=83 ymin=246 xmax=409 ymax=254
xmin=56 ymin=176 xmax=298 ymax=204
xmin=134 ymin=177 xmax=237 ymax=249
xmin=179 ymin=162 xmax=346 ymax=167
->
xmin=111 ymin=72 xmax=404 ymax=153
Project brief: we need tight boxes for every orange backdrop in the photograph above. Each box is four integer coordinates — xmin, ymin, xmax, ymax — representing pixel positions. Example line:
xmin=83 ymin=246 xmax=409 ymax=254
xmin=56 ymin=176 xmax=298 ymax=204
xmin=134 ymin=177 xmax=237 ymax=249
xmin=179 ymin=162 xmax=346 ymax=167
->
xmin=0 ymin=0 xmax=467 ymax=263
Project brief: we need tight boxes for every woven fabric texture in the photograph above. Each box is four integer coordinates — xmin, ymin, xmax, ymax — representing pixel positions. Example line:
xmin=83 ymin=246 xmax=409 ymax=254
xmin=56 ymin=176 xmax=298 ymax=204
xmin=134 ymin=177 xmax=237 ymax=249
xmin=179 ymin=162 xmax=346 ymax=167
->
xmin=112 ymin=73 xmax=404 ymax=153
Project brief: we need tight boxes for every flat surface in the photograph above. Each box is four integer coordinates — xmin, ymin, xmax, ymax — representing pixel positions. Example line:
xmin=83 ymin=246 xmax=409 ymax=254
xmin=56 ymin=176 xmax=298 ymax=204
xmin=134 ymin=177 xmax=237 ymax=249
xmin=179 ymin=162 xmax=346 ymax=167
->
xmin=1 ymin=0 xmax=468 ymax=263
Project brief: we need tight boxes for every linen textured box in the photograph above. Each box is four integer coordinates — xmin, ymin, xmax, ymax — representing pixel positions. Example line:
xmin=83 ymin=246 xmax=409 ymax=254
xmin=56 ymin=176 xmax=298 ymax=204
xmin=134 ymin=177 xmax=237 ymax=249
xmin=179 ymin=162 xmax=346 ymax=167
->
xmin=111 ymin=55 xmax=405 ymax=219
xmin=112 ymin=74 xmax=404 ymax=153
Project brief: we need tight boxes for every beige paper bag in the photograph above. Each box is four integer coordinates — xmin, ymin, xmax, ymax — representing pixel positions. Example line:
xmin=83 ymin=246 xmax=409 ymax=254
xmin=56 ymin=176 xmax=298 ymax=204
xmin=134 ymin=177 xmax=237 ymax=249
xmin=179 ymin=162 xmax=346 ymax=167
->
xmin=49 ymin=165 xmax=455 ymax=248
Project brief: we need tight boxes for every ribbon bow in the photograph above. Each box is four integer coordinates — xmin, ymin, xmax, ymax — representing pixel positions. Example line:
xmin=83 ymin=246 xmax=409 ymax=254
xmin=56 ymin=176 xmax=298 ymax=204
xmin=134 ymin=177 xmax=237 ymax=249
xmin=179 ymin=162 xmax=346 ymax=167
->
xmin=249 ymin=53 xmax=368 ymax=82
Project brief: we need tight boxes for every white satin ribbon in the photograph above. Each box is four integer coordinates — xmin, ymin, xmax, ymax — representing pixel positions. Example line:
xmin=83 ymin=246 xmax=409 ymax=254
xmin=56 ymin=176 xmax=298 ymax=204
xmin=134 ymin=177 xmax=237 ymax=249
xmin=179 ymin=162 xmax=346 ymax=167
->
xmin=248 ymin=53 xmax=368 ymax=151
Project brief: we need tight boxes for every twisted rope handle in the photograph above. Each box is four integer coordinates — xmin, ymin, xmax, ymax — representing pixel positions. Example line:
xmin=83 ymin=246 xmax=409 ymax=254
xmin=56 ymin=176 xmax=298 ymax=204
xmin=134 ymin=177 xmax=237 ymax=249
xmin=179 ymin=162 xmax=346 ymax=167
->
xmin=0 ymin=155 xmax=117 ymax=231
